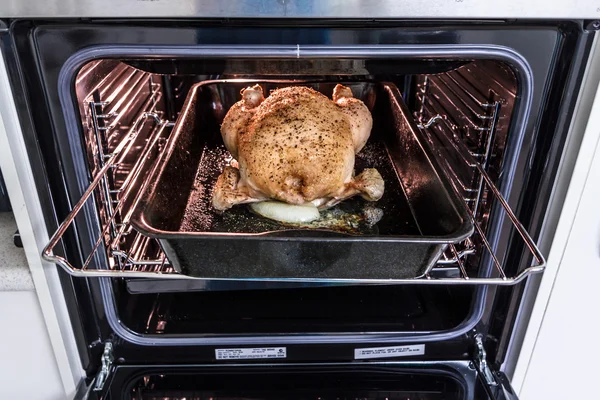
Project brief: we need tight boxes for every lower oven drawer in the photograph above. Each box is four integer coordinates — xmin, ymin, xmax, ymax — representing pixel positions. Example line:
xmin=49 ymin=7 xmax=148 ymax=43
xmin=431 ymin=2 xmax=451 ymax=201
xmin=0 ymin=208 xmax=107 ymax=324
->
xmin=95 ymin=362 xmax=517 ymax=400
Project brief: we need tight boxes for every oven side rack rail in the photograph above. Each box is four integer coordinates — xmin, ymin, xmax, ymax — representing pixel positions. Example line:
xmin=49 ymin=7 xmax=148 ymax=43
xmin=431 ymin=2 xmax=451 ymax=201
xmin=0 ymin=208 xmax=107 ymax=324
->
xmin=41 ymin=81 xmax=545 ymax=285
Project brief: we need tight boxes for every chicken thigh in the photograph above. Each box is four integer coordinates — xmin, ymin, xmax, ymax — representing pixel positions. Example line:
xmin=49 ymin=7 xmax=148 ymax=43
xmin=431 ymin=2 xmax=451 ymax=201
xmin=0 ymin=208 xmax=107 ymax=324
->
xmin=212 ymin=84 xmax=384 ymax=211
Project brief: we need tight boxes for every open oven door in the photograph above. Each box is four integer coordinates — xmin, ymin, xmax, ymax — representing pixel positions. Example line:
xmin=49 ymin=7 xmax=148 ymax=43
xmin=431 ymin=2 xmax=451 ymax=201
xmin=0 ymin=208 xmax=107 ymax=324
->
xmin=79 ymin=360 xmax=518 ymax=400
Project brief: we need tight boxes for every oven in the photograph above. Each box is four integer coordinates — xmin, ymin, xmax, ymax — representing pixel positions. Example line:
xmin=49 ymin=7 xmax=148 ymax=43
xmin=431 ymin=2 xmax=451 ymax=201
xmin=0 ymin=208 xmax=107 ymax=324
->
xmin=0 ymin=3 xmax=598 ymax=399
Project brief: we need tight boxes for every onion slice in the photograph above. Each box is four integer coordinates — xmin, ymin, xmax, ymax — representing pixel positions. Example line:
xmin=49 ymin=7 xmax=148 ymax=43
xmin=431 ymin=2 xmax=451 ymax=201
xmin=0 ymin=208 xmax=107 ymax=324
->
xmin=250 ymin=201 xmax=320 ymax=223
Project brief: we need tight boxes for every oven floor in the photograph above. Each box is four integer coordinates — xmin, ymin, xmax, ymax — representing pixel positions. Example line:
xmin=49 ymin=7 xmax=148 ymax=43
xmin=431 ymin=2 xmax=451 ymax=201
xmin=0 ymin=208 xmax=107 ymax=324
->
xmin=116 ymin=284 xmax=473 ymax=335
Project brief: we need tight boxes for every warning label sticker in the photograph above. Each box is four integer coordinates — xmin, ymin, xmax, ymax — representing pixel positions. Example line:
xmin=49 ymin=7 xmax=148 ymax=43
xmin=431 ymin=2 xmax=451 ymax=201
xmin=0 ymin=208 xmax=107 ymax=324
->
xmin=354 ymin=344 xmax=425 ymax=359
xmin=215 ymin=347 xmax=287 ymax=360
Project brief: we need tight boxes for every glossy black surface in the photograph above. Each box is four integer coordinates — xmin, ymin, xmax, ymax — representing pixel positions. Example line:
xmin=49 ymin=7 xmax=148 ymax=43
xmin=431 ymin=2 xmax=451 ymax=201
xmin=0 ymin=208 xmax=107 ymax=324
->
xmin=126 ymin=366 xmax=465 ymax=400
xmin=2 ymin=20 xmax=590 ymax=382
xmin=117 ymin=283 xmax=472 ymax=335
xmin=111 ymin=364 xmax=469 ymax=400
xmin=131 ymin=81 xmax=472 ymax=280
xmin=93 ymin=361 xmax=518 ymax=400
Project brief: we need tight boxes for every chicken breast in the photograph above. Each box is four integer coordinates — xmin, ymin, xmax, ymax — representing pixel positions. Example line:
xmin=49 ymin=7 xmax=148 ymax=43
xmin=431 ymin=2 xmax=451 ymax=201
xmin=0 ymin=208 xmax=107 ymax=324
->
xmin=213 ymin=84 xmax=383 ymax=211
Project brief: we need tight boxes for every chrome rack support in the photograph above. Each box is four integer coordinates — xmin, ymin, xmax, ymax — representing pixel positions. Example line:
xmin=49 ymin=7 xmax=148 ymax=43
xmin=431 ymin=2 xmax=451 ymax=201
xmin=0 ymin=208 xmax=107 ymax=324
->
xmin=92 ymin=341 xmax=113 ymax=392
xmin=425 ymin=107 xmax=546 ymax=281
xmin=417 ymin=114 xmax=443 ymax=129
xmin=41 ymin=115 xmax=173 ymax=277
xmin=420 ymin=97 xmax=546 ymax=281
xmin=474 ymin=334 xmax=497 ymax=387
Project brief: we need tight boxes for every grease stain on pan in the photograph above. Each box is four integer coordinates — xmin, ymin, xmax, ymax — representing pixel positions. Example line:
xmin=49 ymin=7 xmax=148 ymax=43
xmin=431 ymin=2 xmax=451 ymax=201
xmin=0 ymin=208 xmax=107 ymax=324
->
xmin=180 ymin=140 xmax=419 ymax=236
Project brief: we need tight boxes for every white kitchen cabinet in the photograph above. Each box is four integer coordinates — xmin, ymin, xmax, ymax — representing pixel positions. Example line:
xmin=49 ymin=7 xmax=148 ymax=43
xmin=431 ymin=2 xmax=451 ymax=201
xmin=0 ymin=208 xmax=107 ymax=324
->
xmin=518 ymin=120 xmax=600 ymax=398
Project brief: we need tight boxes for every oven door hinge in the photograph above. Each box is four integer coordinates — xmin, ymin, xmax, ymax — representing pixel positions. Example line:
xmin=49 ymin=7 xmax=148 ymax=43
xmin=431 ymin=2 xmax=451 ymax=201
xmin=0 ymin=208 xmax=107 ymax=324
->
xmin=92 ymin=341 xmax=114 ymax=392
xmin=474 ymin=334 xmax=498 ymax=387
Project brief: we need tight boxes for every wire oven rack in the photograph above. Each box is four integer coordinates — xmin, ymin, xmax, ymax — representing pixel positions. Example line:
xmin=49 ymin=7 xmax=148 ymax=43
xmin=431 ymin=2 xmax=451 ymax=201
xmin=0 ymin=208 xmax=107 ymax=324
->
xmin=42 ymin=67 xmax=545 ymax=285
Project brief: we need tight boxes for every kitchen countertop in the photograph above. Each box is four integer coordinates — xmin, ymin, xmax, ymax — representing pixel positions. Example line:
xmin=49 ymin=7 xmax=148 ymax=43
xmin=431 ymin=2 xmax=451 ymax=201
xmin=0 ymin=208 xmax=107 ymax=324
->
xmin=0 ymin=212 xmax=33 ymax=291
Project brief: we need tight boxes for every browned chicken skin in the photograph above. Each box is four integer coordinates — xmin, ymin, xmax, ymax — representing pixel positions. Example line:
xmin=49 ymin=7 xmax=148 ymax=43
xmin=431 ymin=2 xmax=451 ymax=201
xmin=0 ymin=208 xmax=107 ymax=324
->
xmin=212 ymin=84 xmax=384 ymax=211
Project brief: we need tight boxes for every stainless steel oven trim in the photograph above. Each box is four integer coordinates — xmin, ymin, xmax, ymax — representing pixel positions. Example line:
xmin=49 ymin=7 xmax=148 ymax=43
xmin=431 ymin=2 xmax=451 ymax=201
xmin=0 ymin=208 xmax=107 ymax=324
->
xmin=505 ymin=33 xmax=600 ymax=387
xmin=0 ymin=0 xmax=598 ymax=19
xmin=54 ymin=44 xmax=533 ymax=346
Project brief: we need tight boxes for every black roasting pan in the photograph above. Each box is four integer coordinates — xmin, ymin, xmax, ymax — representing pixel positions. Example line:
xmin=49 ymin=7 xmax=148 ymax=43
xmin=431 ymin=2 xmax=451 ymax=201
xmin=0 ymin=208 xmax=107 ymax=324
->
xmin=130 ymin=80 xmax=473 ymax=281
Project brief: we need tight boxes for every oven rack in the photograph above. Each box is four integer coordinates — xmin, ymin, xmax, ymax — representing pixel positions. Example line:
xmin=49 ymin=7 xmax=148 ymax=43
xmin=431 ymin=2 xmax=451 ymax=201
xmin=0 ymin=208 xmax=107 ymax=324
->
xmin=42 ymin=76 xmax=545 ymax=285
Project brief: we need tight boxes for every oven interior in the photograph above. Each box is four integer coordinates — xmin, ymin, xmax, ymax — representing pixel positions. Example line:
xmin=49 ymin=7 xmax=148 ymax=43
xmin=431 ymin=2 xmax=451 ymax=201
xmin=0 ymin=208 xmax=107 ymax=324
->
xmin=70 ymin=56 xmax=519 ymax=338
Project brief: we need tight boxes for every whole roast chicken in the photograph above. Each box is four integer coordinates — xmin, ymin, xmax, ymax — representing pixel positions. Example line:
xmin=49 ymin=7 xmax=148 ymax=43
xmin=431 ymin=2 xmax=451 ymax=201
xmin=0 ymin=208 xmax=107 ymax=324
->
xmin=212 ymin=84 xmax=384 ymax=212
